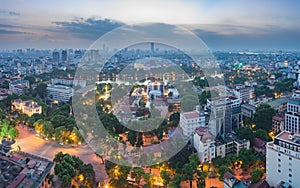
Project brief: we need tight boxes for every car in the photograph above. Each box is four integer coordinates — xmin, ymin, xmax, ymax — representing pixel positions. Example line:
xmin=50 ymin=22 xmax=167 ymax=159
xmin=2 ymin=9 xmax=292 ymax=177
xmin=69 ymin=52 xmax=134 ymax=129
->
xmin=59 ymin=142 xmax=64 ymax=145
xmin=44 ymin=138 xmax=48 ymax=141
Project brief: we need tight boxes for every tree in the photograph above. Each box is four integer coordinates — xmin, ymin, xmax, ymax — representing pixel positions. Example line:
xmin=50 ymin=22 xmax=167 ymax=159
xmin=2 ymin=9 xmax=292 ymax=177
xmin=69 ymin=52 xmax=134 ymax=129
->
xmin=160 ymin=170 xmax=171 ymax=187
xmin=24 ymin=76 xmax=35 ymax=85
xmin=238 ymin=149 xmax=257 ymax=170
xmin=196 ymin=170 xmax=207 ymax=188
xmin=54 ymin=152 xmax=95 ymax=187
xmin=254 ymin=104 xmax=275 ymax=131
xmin=212 ymin=156 xmax=228 ymax=168
xmin=183 ymin=154 xmax=199 ymax=188
xmin=226 ymin=153 xmax=237 ymax=167
xmin=131 ymin=167 xmax=144 ymax=186
xmin=8 ymin=127 xmax=18 ymax=139
xmin=236 ymin=126 xmax=254 ymax=144
xmin=218 ymin=165 xmax=233 ymax=181
xmin=254 ymin=128 xmax=271 ymax=141
xmin=250 ymin=169 xmax=263 ymax=183
xmin=35 ymin=83 xmax=47 ymax=99
xmin=128 ymin=131 xmax=137 ymax=146
xmin=170 ymin=174 xmax=181 ymax=188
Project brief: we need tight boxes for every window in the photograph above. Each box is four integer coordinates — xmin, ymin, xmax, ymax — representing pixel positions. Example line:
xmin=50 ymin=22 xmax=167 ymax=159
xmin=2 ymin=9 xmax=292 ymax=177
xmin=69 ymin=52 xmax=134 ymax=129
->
xmin=289 ymin=169 xmax=292 ymax=172
xmin=278 ymin=164 xmax=281 ymax=167
xmin=278 ymin=153 xmax=281 ymax=156
xmin=289 ymin=174 xmax=292 ymax=177
xmin=289 ymin=157 xmax=292 ymax=160
xmin=278 ymin=170 xmax=281 ymax=173
xmin=278 ymin=159 xmax=281 ymax=162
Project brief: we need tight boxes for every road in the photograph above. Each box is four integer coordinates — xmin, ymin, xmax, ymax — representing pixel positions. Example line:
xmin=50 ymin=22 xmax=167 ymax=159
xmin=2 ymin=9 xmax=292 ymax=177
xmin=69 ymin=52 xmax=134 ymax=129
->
xmin=15 ymin=126 xmax=108 ymax=182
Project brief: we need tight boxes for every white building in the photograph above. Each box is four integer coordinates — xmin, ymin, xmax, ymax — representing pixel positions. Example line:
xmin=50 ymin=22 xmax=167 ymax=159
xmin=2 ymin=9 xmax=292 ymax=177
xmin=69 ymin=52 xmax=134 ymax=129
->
xmin=193 ymin=127 xmax=215 ymax=163
xmin=285 ymin=90 xmax=300 ymax=134
xmin=11 ymin=99 xmax=42 ymax=117
xmin=266 ymin=131 xmax=300 ymax=187
xmin=180 ymin=110 xmax=205 ymax=137
xmin=46 ymin=84 xmax=73 ymax=102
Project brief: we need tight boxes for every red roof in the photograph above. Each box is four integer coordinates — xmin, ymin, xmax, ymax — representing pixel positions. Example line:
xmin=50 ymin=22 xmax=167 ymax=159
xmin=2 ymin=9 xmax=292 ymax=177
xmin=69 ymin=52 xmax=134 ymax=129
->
xmin=253 ymin=138 xmax=266 ymax=149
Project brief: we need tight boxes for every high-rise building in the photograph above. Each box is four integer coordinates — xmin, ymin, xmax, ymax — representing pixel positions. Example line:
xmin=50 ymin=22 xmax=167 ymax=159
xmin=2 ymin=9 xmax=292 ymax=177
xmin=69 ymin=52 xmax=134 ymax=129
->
xmin=207 ymin=96 xmax=241 ymax=137
xmin=150 ymin=42 xmax=154 ymax=52
xmin=284 ymin=90 xmax=300 ymax=134
xmin=266 ymin=131 xmax=300 ymax=187
xmin=62 ymin=50 xmax=67 ymax=62
xmin=52 ymin=51 xmax=60 ymax=63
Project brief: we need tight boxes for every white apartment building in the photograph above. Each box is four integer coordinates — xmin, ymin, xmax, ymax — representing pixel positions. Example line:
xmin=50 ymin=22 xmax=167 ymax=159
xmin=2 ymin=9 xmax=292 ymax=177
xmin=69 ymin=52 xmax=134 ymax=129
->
xmin=266 ymin=131 xmax=300 ymax=187
xmin=284 ymin=90 xmax=300 ymax=134
xmin=193 ymin=127 xmax=215 ymax=163
xmin=46 ymin=84 xmax=73 ymax=102
xmin=180 ymin=110 xmax=205 ymax=137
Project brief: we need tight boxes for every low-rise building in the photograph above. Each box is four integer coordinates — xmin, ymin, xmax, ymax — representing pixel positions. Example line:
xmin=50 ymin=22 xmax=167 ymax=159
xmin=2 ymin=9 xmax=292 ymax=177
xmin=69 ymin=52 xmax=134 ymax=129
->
xmin=215 ymin=133 xmax=250 ymax=158
xmin=9 ymin=80 xmax=29 ymax=96
xmin=253 ymin=137 xmax=266 ymax=154
xmin=223 ymin=171 xmax=247 ymax=188
xmin=268 ymin=98 xmax=288 ymax=114
xmin=0 ymin=88 xmax=9 ymax=100
xmin=11 ymin=99 xmax=42 ymax=117
xmin=193 ymin=127 xmax=215 ymax=163
xmin=0 ymin=150 xmax=54 ymax=188
xmin=272 ymin=115 xmax=284 ymax=133
xmin=241 ymin=103 xmax=256 ymax=118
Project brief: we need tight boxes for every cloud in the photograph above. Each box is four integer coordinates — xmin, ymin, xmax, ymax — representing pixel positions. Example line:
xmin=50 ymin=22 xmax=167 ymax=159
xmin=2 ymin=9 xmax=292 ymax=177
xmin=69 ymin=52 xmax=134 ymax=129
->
xmin=192 ymin=24 xmax=300 ymax=50
xmin=0 ymin=29 xmax=28 ymax=34
xmin=53 ymin=17 xmax=124 ymax=40
xmin=0 ymin=10 xmax=20 ymax=16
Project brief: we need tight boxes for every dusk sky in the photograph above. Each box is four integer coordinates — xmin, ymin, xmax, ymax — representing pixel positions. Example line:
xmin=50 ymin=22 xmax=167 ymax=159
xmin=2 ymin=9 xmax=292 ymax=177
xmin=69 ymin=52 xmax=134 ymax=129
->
xmin=0 ymin=0 xmax=300 ymax=50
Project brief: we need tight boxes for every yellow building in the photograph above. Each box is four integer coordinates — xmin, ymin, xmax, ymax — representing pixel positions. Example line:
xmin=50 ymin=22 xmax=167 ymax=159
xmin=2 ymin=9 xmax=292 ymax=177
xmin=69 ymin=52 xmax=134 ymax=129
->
xmin=11 ymin=99 xmax=42 ymax=117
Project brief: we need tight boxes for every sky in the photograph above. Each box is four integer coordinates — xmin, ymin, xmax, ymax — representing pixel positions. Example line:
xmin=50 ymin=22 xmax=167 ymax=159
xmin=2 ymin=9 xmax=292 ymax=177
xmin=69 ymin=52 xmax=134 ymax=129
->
xmin=0 ymin=0 xmax=300 ymax=50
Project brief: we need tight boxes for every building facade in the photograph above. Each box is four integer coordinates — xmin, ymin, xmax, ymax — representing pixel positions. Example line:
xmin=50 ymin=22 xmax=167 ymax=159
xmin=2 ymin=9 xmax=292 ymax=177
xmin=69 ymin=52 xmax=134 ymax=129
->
xmin=272 ymin=115 xmax=285 ymax=133
xmin=180 ymin=110 xmax=205 ymax=137
xmin=193 ymin=127 xmax=215 ymax=163
xmin=284 ymin=91 xmax=300 ymax=134
xmin=46 ymin=84 xmax=73 ymax=102
xmin=207 ymin=96 xmax=241 ymax=137
xmin=11 ymin=99 xmax=42 ymax=117
xmin=266 ymin=131 xmax=300 ymax=187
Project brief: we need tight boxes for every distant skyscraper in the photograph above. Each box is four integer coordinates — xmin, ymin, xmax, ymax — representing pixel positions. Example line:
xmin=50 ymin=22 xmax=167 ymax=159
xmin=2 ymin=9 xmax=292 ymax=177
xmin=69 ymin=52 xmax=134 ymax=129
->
xmin=62 ymin=50 xmax=67 ymax=62
xmin=52 ymin=51 xmax=60 ymax=63
xmin=150 ymin=42 xmax=154 ymax=52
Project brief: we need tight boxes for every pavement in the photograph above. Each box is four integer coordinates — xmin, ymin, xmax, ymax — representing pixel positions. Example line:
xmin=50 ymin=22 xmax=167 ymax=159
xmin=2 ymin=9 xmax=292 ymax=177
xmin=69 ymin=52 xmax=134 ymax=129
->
xmin=15 ymin=126 xmax=108 ymax=183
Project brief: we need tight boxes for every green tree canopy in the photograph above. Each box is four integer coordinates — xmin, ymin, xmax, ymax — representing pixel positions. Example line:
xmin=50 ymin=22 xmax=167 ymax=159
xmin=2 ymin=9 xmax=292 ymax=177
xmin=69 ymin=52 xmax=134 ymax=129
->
xmin=254 ymin=104 xmax=275 ymax=131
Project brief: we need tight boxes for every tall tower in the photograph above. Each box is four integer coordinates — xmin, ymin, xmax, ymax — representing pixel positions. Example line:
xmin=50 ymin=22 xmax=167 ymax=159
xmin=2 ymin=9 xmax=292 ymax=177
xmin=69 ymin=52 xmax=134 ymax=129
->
xmin=150 ymin=42 xmax=154 ymax=52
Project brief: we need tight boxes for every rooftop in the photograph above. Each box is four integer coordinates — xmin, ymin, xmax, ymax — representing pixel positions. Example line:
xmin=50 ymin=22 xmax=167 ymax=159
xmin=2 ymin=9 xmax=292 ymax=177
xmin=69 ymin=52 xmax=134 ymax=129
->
xmin=241 ymin=103 xmax=256 ymax=110
xmin=181 ymin=111 xmax=200 ymax=119
xmin=276 ymin=131 xmax=300 ymax=146
xmin=195 ymin=127 xmax=215 ymax=143
xmin=267 ymin=98 xmax=288 ymax=108
xmin=0 ymin=151 xmax=53 ymax=188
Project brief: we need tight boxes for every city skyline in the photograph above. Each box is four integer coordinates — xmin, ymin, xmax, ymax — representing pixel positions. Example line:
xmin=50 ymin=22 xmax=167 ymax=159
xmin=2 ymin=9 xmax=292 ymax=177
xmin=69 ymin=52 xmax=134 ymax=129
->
xmin=0 ymin=0 xmax=300 ymax=50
